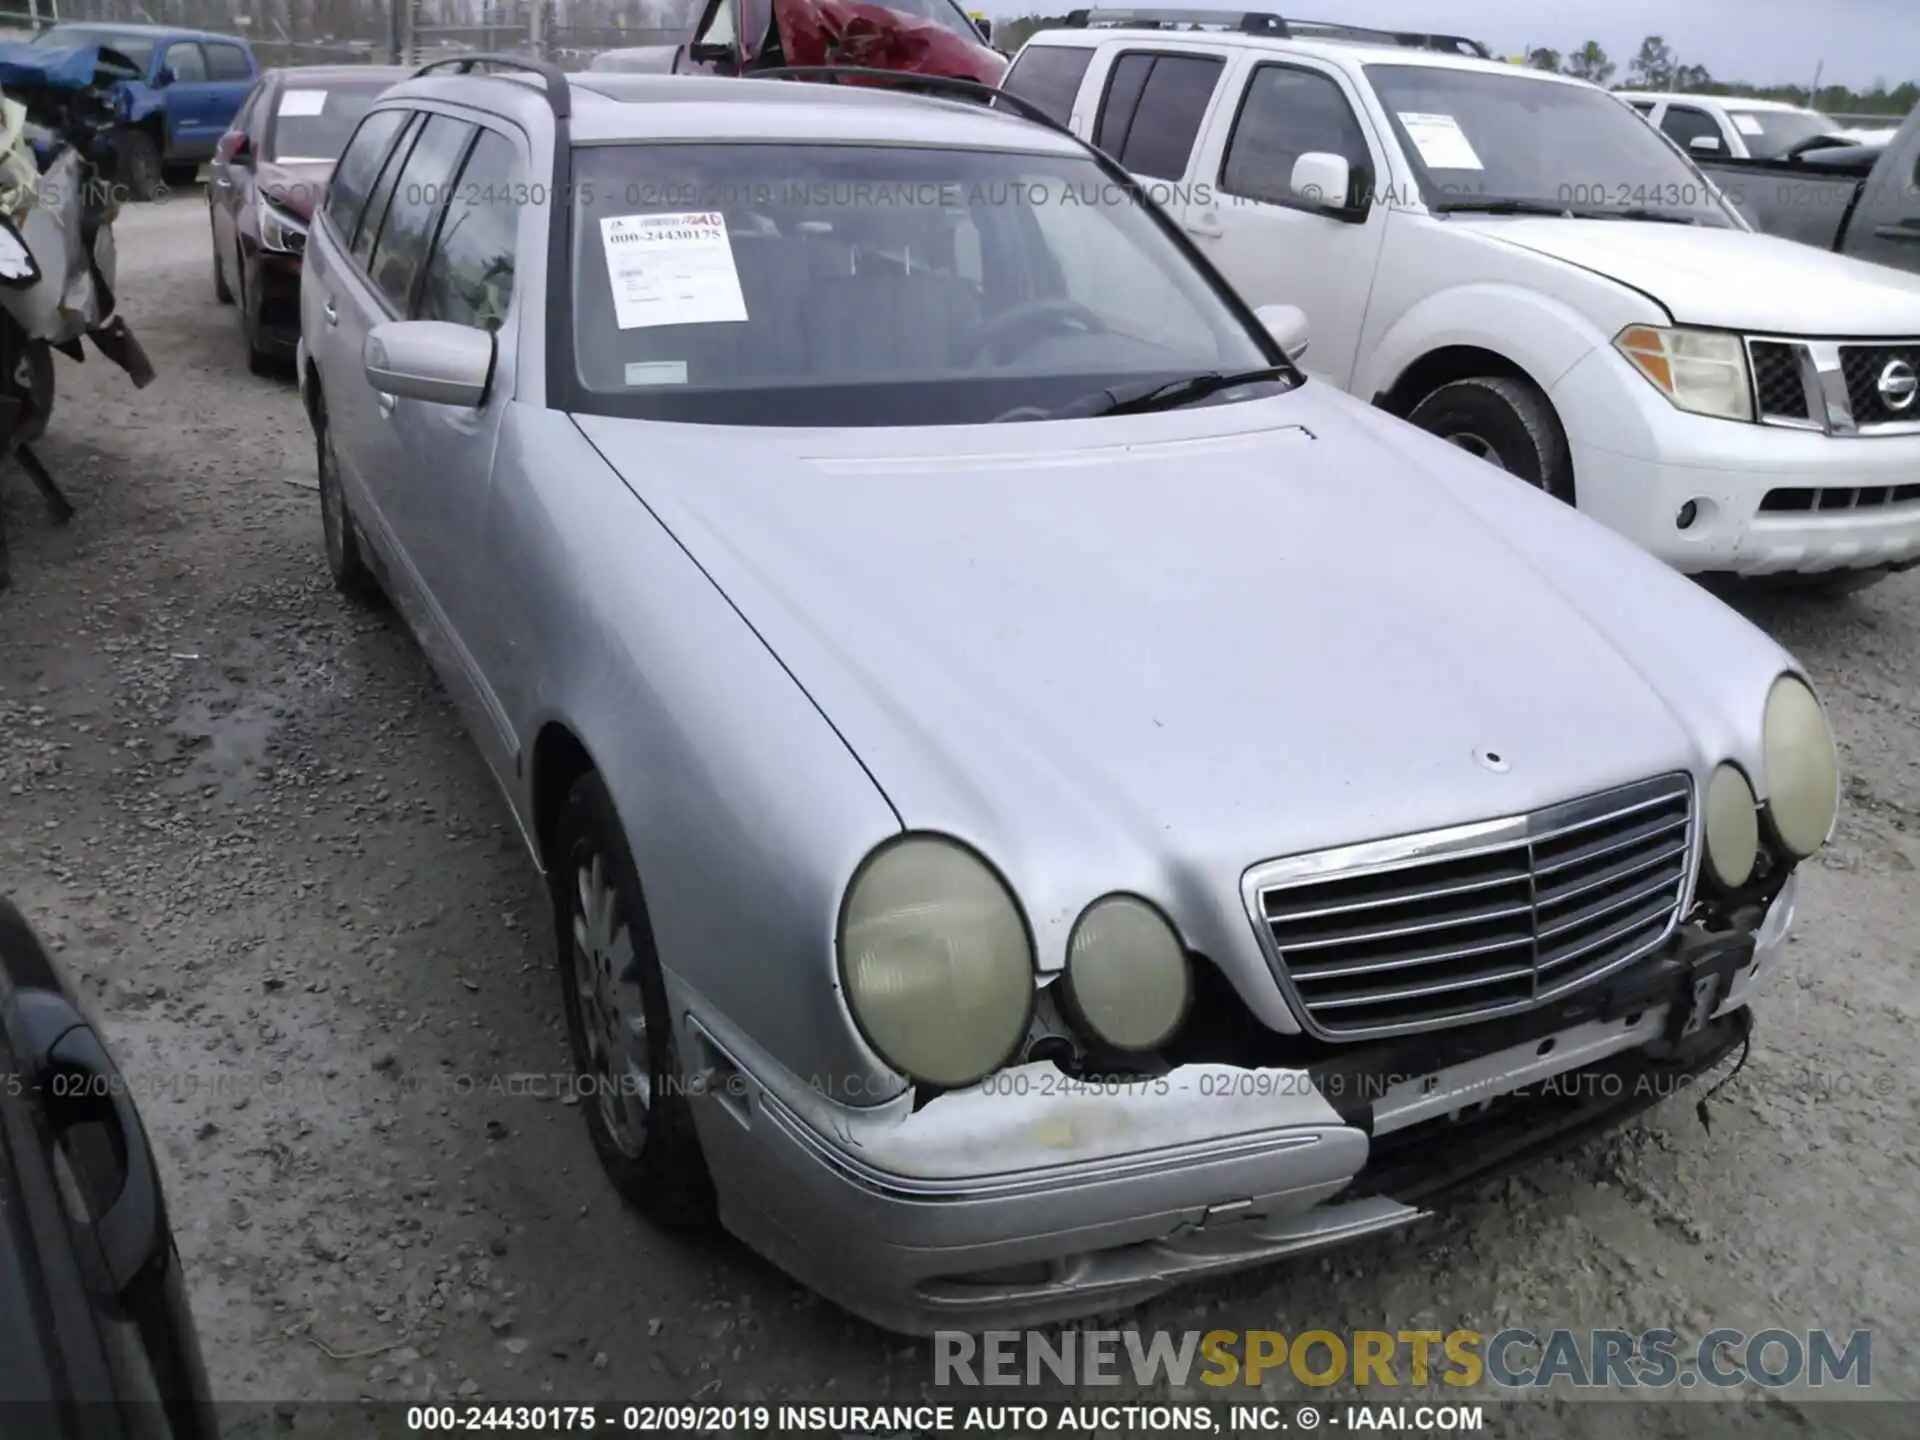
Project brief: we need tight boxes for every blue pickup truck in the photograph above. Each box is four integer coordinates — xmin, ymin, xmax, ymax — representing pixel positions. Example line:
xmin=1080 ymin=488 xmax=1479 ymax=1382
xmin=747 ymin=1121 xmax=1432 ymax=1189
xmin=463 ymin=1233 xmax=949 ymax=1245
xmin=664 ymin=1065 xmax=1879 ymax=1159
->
xmin=28 ymin=21 xmax=257 ymax=199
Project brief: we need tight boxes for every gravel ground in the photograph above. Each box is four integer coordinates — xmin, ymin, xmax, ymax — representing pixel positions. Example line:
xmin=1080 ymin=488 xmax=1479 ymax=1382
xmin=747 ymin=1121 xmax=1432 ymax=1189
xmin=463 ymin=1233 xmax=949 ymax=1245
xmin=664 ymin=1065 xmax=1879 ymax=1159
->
xmin=1 ymin=197 xmax=1916 ymax=1434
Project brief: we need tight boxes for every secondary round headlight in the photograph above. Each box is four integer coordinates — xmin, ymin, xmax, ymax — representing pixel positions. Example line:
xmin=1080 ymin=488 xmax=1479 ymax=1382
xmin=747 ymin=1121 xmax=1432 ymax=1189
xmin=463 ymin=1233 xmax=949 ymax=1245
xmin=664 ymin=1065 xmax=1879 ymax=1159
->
xmin=1064 ymin=895 xmax=1192 ymax=1052
xmin=1703 ymin=763 xmax=1760 ymax=889
xmin=838 ymin=836 xmax=1034 ymax=1089
xmin=1763 ymin=673 xmax=1840 ymax=858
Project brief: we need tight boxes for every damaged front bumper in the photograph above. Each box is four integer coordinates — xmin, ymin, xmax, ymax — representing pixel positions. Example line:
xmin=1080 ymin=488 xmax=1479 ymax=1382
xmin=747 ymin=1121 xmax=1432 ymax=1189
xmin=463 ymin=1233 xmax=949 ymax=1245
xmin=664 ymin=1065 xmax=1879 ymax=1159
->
xmin=695 ymin=877 xmax=1792 ymax=1334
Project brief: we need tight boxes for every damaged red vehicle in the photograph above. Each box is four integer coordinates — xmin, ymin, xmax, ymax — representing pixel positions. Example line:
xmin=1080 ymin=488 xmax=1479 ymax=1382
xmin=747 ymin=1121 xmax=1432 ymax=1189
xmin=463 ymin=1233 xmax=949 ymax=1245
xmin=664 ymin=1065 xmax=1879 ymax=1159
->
xmin=588 ymin=0 xmax=1009 ymax=84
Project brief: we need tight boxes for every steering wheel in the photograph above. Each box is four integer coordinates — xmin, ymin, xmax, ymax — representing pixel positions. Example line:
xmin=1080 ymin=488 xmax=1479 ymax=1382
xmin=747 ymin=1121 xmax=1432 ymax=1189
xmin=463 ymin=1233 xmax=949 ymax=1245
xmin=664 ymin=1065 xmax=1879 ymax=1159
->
xmin=962 ymin=298 xmax=1109 ymax=365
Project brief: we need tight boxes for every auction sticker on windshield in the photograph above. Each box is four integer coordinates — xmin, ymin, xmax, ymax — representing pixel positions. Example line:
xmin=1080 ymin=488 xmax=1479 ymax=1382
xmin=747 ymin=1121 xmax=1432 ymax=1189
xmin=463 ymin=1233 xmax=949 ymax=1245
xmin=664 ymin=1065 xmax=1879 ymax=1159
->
xmin=1398 ymin=112 xmax=1484 ymax=170
xmin=279 ymin=90 xmax=327 ymax=116
xmin=1730 ymin=113 xmax=1765 ymax=135
xmin=599 ymin=212 xmax=749 ymax=330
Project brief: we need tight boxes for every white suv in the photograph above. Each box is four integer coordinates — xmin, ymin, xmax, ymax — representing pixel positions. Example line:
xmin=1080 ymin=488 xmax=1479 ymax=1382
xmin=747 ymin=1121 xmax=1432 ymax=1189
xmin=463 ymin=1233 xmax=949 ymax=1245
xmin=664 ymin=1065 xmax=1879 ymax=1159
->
xmin=1003 ymin=10 xmax=1920 ymax=592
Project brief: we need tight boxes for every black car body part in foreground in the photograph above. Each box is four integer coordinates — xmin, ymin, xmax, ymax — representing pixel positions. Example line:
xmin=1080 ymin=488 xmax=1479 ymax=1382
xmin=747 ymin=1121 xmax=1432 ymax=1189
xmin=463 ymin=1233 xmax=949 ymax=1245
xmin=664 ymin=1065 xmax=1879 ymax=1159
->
xmin=0 ymin=896 xmax=217 ymax=1439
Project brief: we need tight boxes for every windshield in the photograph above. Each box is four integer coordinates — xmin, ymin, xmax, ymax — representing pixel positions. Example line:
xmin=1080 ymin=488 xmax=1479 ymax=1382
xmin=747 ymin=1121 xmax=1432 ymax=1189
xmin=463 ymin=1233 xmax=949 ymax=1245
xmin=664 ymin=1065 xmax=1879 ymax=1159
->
xmin=875 ymin=0 xmax=987 ymax=43
xmin=33 ymin=25 xmax=156 ymax=69
xmin=1366 ymin=64 xmax=1737 ymax=226
xmin=1725 ymin=107 xmax=1841 ymax=158
xmin=265 ymin=82 xmax=393 ymax=163
xmin=566 ymin=143 xmax=1276 ymax=427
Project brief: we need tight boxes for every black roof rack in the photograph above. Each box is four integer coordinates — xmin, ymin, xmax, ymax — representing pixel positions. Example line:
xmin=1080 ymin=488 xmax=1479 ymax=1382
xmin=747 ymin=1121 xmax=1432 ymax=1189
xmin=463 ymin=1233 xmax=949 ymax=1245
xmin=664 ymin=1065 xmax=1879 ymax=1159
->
xmin=412 ymin=52 xmax=572 ymax=120
xmin=1064 ymin=9 xmax=1291 ymax=36
xmin=1060 ymin=10 xmax=1492 ymax=57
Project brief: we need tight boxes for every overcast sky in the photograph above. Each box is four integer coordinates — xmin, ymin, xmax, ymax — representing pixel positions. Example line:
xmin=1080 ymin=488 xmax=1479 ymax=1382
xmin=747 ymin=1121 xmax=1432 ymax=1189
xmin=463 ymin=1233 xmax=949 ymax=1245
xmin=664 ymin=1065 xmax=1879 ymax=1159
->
xmin=999 ymin=2 xmax=1920 ymax=90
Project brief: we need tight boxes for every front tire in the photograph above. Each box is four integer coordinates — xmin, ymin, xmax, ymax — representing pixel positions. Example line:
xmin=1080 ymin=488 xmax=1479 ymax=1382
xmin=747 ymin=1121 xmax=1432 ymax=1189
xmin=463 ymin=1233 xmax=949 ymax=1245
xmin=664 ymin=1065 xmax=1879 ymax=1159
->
xmin=550 ymin=772 xmax=716 ymax=1229
xmin=116 ymin=129 xmax=164 ymax=202
xmin=313 ymin=393 xmax=382 ymax=604
xmin=1408 ymin=375 xmax=1576 ymax=505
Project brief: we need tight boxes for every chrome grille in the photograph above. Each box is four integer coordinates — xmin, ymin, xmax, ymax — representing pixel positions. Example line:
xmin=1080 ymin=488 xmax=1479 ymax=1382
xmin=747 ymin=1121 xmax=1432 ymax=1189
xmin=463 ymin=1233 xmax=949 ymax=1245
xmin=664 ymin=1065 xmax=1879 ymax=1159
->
xmin=1840 ymin=343 xmax=1920 ymax=426
xmin=1246 ymin=775 xmax=1694 ymax=1041
xmin=1744 ymin=336 xmax=1920 ymax=434
xmin=1749 ymin=341 xmax=1810 ymax=421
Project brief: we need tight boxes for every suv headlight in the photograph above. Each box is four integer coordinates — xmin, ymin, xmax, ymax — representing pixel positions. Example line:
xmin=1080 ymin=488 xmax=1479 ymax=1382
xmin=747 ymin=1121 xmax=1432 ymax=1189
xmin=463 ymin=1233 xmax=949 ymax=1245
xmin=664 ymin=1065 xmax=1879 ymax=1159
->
xmin=1763 ymin=674 xmax=1840 ymax=858
xmin=1064 ymin=895 xmax=1192 ymax=1051
xmin=1616 ymin=325 xmax=1754 ymax=422
xmin=259 ymin=201 xmax=307 ymax=256
xmin=838 ymin=836 xmax=1033 ymax=1088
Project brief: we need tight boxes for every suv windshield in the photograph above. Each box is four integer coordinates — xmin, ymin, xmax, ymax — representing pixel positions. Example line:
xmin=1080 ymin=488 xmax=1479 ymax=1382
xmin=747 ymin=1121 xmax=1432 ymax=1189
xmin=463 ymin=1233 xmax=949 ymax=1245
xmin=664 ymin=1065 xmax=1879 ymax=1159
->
xmin=1725 ymin=107 xmax=1841 ymax=158
xmin=1366 ymin=65 xmax=1737 ymax=226
xmin=566 ymin=143 xmax=1276 ymax=426
xmin=33 ymin=25 xmax=156 ymax=70
xmin=265 ymin=81 xmax=393 ymax=163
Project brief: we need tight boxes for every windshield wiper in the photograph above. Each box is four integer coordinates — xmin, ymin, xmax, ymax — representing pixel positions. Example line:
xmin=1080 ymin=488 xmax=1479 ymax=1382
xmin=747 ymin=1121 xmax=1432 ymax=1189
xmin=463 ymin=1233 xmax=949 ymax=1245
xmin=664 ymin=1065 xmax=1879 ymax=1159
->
xmin=1432 ymin=198 xmax=1575 ymax=217
xmin=1600 ymin=207 xmax=1700 ymax=225
xmin=1078 ymin=365 xmax=1298 ymax=418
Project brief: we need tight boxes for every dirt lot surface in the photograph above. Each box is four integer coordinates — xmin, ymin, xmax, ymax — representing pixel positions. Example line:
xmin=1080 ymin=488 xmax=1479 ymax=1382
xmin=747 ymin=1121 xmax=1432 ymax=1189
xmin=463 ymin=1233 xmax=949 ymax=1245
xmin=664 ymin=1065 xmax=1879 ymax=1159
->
xmin=1 ymin=198 xmax=1916 ymax=1435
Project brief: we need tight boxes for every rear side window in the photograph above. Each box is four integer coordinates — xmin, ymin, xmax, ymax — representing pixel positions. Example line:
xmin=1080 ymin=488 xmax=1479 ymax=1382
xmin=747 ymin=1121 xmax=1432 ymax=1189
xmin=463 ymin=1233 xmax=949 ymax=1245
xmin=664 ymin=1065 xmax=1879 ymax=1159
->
xmin=1220 ymin=65 xmax=1371 ymax=209
xmin=1094 ymin=52 xmax=1224 ymax=181
xmin=367 ymin=115 xmax=478 ymax=313
xmin=324 ymin=108 xmax=409 ymax=242
xmin=206 ymin=43 xmax=251 ymax=81
xmin=1001 ymin=45 xmax=1093 ymax=126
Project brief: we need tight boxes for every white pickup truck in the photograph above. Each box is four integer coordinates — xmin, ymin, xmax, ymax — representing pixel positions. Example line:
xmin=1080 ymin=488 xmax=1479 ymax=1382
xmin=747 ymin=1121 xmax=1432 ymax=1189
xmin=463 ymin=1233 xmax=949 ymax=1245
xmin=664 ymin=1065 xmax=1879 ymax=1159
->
xmin=1003 ymin=10 xmax=1920 ymax=592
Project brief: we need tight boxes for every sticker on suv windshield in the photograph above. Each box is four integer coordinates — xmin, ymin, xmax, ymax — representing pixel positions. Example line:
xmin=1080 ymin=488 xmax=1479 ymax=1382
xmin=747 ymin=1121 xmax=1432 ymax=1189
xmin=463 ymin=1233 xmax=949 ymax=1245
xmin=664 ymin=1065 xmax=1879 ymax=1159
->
xmin=1396 ymin=112 xmax=1484 ymax=170
xmin=599 ymin=212 xmax=748 ymax=330
xmin=278 ymin=90 xmax=328 ymax=117
xmin=1730 ymin=113 xmax=1765 ymax=135
xmin=625 ymin=361 xmax=689 ymax=387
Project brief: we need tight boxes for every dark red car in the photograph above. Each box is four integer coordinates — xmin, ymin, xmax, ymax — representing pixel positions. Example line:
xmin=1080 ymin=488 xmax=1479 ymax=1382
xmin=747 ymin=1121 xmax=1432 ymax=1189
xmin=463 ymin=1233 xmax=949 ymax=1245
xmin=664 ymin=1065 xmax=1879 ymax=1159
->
xmin=208 ymin=65 xmax=410 ymax=373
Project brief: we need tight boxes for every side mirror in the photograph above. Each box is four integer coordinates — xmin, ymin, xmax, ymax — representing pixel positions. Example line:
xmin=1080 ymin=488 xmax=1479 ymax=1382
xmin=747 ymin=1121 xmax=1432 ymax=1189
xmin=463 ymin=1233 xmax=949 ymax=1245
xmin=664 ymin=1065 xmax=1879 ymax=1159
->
xmin=1291 ymin=151 xmax=1354 ymax=212
xmin=1689 ymin=135 xmax=1724 ymax=153
xmin=364 ymin=321 xmax=495 ymax=408
xmin=0 ymin=214 xmax=41 ymax=289
xmin=1255 ymin=303 xmax=1310 ymax=362
xmin=216 ymin=131 xmax=251 ymax=166
xmin=154 ymin=66 xmax=176 ymax=87
xmin=974 ymin=16 xmax=992 ymax=42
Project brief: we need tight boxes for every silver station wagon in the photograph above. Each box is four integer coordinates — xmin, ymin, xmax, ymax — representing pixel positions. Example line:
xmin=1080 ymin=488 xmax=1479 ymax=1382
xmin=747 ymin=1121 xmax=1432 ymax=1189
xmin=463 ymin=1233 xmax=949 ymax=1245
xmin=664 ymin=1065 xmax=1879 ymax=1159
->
xmin=297 ymin=58 xmax=1839 ymax=1334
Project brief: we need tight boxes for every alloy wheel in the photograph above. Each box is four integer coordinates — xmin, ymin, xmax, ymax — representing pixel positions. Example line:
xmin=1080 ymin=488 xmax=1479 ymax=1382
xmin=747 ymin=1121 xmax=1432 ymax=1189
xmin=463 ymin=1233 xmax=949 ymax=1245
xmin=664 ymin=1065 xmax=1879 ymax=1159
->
xmin=570 ymin=851 xmax=651 ymax=1157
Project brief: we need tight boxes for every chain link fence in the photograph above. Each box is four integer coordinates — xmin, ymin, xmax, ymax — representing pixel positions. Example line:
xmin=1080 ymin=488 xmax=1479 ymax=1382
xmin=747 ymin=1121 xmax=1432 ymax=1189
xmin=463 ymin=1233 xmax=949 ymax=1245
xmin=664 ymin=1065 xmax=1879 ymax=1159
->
xmin=0 ymin=1 xmax=702 ymax=67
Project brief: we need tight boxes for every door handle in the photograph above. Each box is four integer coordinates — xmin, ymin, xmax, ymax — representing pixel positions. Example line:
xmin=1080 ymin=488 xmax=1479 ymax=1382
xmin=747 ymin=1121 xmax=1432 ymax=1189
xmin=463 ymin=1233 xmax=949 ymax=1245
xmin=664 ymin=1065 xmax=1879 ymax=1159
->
xmin=323 ymin=299 xmax=337 ymax=327
xmin=376 ymin=392 xmax=396 ymax=417
xmin=1871 ymin=224 xmax=1920 ymax=243
xmin=1185 ymin=212 xmax=1224 ymax=239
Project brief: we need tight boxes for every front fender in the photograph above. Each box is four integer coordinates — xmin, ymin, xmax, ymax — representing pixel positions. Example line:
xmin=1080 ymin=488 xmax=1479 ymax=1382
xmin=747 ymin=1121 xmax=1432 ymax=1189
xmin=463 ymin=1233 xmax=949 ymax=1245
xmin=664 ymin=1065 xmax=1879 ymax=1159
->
xmin=1357 ymin=281 xmax=1640 ymax=409
xmin=119 ymin=83 xmax=163 ymax=126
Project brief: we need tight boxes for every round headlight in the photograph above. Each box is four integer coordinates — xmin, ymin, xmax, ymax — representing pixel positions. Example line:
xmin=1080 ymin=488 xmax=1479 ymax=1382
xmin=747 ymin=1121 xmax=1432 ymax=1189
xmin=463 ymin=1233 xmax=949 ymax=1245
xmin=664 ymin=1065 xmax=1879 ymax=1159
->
xmin=838 ymin=836 xmax=1033 ymax=1089
xmin=1703 ymin=763 xmax=1759 ymax=889
xmin=1763 ymin=674 xmax=1840 ymax=859
xmin=1064 ymin=895 xmax=1192 ymax=1052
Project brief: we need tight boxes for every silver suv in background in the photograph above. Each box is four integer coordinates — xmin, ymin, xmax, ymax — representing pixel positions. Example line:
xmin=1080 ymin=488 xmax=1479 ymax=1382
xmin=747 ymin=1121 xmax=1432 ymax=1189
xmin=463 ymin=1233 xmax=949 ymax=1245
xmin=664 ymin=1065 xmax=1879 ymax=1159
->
xmin=297 ymin=57 xmax=1836 ymax=1334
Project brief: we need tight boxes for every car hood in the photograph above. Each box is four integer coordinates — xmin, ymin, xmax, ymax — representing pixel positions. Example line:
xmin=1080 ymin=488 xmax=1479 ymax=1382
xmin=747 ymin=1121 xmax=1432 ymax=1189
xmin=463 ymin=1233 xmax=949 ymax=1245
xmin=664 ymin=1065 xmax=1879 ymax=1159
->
xmin=574 ymin=393 xmax=1746 ymax=899
xmin=256 ymin=159 xmax=331 ymax=221
xmin=1458 ymin=217 xmax=1920 ymax=335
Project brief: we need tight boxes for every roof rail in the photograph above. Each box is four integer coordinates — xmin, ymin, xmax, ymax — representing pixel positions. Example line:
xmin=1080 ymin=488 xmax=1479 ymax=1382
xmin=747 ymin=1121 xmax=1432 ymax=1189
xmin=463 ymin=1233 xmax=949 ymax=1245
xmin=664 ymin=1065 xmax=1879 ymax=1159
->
xmin=1064 ymin=9 xmax=1291 ymax=36
xmin=412 ymin=52 xmax=571 ymax=120
xmin=1392 ymin=30 xmax=1494 ymax=59
xmin=1279 ymin=18 xmax=1492 ymax=58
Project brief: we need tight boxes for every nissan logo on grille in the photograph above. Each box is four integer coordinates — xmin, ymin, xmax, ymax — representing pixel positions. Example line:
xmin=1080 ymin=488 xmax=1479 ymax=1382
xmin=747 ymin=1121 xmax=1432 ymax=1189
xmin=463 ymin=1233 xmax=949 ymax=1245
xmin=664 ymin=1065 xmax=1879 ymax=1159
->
xmin=1876 ymin=358 xmax=1919 ymax=412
